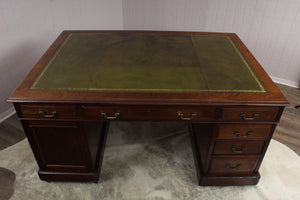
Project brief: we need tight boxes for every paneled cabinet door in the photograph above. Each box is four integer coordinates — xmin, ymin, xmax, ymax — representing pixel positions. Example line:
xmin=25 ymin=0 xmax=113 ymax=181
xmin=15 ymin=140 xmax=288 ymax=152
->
xmin=23 ymin=121 xmax=94 ymax=173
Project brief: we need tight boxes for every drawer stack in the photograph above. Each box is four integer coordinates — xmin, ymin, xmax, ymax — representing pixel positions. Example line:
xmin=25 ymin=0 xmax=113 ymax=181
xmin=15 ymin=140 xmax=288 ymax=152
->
xmin=210 ymin=124 xmax=271 ymax=176
xmin=190 ymin=106 xmax=283 ymax=186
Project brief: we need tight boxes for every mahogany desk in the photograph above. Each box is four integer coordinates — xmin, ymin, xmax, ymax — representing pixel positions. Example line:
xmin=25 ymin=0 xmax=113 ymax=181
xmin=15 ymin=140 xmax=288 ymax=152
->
xmin=8 ymin=31 xmax=288 ymax=186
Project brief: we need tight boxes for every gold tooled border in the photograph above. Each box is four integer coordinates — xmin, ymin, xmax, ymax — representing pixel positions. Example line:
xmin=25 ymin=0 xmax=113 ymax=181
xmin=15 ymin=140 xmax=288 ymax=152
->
xmin=226 ymin=36 xmax=267 ymax=93
xmin=30 ymin=33 xmax=267 ymax=93
xmin=30 ymin=34 xmax=73 ymax=90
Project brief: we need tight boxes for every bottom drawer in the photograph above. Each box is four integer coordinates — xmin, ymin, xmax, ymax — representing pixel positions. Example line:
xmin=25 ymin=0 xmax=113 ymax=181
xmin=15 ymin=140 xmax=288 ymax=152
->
xmin=208 ymin=156 xmax=259 ymax=176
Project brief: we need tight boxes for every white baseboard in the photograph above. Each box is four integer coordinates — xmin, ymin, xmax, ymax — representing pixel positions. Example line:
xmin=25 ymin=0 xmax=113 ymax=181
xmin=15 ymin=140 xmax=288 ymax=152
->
xmin=271 ymin=76 xmax=299 ymax=88
xmin=0 ymin=107 xmax=16 ymax=124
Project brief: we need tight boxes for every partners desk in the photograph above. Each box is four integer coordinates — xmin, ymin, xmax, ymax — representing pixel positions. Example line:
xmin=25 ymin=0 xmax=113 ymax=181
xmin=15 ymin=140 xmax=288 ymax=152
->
xmin=8 ymin=31 xmax=288 ymax=186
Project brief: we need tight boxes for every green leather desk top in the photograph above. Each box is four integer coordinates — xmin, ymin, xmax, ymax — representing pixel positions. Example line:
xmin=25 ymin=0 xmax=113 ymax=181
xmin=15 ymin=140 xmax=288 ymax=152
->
xmin=30 ymin=32 xmax=266 ymax=93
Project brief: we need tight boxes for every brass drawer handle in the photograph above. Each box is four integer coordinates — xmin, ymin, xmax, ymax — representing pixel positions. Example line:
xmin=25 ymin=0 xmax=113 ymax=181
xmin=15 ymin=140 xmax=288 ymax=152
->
xmin=225 ymin=163 xmax=241 ymax=170
xmin=231 ymin=145 xmax=248 ymax=153
xmin=101 ymin=111 xmax=120 ymax=120
xmin=234 ymin=131 xmax=253 ymax=138
xmin=240 ymin=112 xmax=259 ymax=120
xmin=38 ymin=109 xmax=57 ymax=118
xmin=177 ymin=112 xmax=197 ymax=120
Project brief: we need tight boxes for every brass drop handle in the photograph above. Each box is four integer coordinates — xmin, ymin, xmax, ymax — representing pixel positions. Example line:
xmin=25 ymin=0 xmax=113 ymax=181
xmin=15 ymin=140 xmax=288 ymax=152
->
xmin=225 ymin=163 xmax=241 ymax=170
xmin=240 ymin=112 xmax=259 ymax=120
xmin=101 ymin=111 xmax=120 ymax=120
xmin=234 ymin=131 xmax=253 ymax=138
xmin=231 ymin=145 xmax=248 ymax=153
xmin=177 ymin=112 xmax=197 ymax=120
xmin=38 ymin=109 xmax=57 ymax=118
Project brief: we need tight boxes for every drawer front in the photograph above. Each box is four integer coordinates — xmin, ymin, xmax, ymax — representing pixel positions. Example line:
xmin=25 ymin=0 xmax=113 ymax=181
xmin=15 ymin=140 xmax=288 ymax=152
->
xmin=208 ymin=156 xmax=259 ymax=176
xmin=213 ymin=140 xmax=265 ymax=155
xmin=217 ymin=124 xmax=272 ymax=140
xmin=20 ymin=104 xmax=78 ymax=119
xmin=219 ymin=106 xmax=279 ymax=122
xmin=81 ymin=105 xmax=216 ymax=121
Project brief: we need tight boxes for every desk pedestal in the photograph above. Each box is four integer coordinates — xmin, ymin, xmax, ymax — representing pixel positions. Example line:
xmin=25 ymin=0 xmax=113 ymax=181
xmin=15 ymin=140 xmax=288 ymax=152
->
xmin=190 ymin=123 xmax=275 ymax=186
xmin=21 ymin=120 xmax=109 ymax=182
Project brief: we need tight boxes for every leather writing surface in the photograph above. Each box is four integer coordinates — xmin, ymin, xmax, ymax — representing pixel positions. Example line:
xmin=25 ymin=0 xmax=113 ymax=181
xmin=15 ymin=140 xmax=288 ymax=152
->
xmin=30 ymin=33 xmax=266 ymax=93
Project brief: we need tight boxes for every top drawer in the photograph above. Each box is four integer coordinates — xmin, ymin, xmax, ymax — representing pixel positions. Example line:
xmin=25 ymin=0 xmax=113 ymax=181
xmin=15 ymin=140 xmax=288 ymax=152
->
xmin=81 ymin=105 xmax=216 ymax=121
xmin=20 ymin=104 xmax=78 ymax=119
xmin=219 ymin=106 xmax=279 ymax=122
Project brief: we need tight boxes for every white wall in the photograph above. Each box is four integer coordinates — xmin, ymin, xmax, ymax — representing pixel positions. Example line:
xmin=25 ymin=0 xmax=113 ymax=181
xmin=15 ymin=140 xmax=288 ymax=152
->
xmin=123 ymin=0 xmax=300 ymax=87
xmin=0 ymin=0 xmax=123 ymax=120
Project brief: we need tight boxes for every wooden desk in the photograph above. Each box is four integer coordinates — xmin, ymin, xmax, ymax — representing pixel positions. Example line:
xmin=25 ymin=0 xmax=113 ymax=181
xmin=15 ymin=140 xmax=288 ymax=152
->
xmin=8 ymin=31 xmax=288 ymax=186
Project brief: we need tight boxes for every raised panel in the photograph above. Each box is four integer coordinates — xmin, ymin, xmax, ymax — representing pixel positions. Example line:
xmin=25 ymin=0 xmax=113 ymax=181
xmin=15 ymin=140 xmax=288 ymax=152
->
xmin=26 ymin=121 xmax=93 ymax=172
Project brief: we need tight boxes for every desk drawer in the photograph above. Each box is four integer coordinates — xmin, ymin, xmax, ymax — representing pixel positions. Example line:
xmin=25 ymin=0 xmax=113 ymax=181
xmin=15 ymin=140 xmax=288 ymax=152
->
xmin=213 ymin=140 xmax=265 ymax=155
xmin=20 ymin=104 xmax=78 ymax=119
xmin=217 ymin=124 xmax=272 ymax=140
xmin=81 ymin=105 xmax=216 ymax=121
xmin=219 ymin=106 xmax=279 ymax=122
xmin=208 ymin=156 xmax=259 ymax=176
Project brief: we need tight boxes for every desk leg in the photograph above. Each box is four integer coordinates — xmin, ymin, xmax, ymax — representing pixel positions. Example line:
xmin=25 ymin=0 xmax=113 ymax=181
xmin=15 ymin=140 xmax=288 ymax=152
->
xmin=189 ymin=123 xmax=260 ymax=186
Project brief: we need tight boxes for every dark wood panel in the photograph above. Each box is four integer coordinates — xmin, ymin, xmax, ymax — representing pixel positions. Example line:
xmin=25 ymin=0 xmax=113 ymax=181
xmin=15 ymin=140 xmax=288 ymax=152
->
xmin=208 ymin=156 xmax=260 ymax=176
xmin=217 ymin=124 xmax=272 ymax=140
xmin=190 ymin=124 xmax=215 ymax=176
xmin=213 ymin=140 xmax=265 ymax=155
xmin=20 ymin=104 xmax=79 ymax=119
xmin=19 ymin=119 xmax=109 ymax=181
xmin=198 ymin=173 xmax=260 ymax=186
xmin=38 ymin=170 xmax=100 ymax=183
xmin=81 ymin=105 xmax=216 ymax=122
xmin=25 ymin=121 xmax=93 ymax=172
xmin=219 ymin=106 xmax=279 ymax=122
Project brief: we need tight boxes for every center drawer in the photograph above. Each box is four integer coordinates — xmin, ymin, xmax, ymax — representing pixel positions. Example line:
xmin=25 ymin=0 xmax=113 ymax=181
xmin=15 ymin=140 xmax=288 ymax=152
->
xmin=81 ymin=105 xmax=216 ymax=121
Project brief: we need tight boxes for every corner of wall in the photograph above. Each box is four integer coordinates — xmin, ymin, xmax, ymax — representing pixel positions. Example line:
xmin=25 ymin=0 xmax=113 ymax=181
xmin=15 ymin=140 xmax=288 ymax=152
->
xmin=0 ymin=107 xmax=16 ymax=124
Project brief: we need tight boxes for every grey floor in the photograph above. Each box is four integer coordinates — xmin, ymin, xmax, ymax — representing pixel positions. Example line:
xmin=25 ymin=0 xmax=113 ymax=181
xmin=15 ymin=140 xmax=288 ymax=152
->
xmin=0 ymin=115 xmax=25 ymax=151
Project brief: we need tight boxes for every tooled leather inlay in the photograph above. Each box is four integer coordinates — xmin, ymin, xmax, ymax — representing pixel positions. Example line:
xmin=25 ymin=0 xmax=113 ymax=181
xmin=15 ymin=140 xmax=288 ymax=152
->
xmin=30 ymin=33 xmax=266 ymax=93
